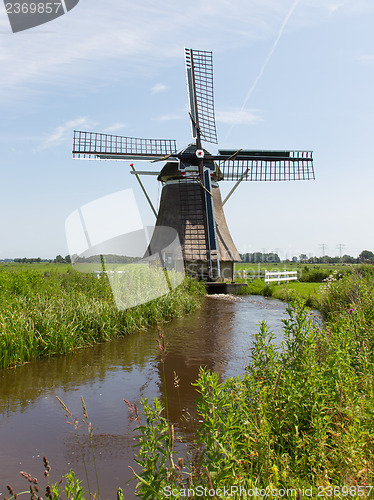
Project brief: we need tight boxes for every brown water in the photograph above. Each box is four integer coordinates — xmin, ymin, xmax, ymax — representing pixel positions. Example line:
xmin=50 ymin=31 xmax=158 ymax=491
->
xmin=0 ymin=295 xmax=311 ymax=499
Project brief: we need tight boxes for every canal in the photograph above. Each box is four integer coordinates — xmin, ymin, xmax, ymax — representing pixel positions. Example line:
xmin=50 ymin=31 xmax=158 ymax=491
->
xmin=0 ymin=295 xmax=316 ymax=499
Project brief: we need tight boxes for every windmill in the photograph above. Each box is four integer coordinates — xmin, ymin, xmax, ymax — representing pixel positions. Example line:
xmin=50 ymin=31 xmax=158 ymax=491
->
xmin=72 ymin=48 xmax=314 ymax=282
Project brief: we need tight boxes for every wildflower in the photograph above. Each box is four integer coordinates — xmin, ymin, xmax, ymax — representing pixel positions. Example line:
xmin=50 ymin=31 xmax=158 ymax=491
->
xmin=20 ymin=472 xmax=38 ymax=485
xmin=43 ymin=457 xmax=50 ymax=471
xmin=123 ymin=399 xmax=140 ymax=423
xmin=349 ymin=308 xmax=353 ymax=313
xmin=173 ymin=371 xmax=180 ymax=389
xmin=157 ymin=326 xmax=168 ymax=363
xmin=6 ymin=485 xmax=17 ymax=500
xmin=43 ymin=457 xmax=51 ymax=478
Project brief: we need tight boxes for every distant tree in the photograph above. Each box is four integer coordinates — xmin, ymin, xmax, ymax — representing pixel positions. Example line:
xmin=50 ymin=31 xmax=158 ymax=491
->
xmin=65 ymin=255 xmax=71 ymax=264
xmin=299 ymin=254 xmax=308 ymax=263
xmin=342 ymin=254 xmax=357 ymax=264
xmin=266 ymin=252 xmax=280 ymax=263
xmin=55 ymin=255 xmax=65 ymax=263
xmin=359 ymin=250 xmax=374 ymax=263
xmin=241 ymin=252 xmax=280 ymax=263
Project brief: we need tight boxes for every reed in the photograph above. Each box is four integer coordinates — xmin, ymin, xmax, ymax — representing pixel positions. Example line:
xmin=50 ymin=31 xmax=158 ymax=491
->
xmin=0 ymin=268 xmax=205 ymax=369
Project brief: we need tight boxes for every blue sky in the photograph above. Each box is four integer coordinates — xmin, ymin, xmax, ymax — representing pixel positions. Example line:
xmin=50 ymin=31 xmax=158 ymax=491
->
xmin=1 ymin=0 xmax=374 ymax=260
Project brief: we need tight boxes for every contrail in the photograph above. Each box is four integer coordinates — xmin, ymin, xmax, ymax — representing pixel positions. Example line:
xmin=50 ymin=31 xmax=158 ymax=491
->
xmin=224 ymin=0 xmax=300 ymax=142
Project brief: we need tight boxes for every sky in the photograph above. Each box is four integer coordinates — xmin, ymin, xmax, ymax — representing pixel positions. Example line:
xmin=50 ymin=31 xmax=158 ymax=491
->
xmin=1 ymin=0 xmax=374 ymax=260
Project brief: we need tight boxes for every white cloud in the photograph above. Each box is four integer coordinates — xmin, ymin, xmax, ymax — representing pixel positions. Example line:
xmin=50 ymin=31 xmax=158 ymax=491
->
xmin=151 ymin=83 xmax=168 ymax=94
xmin=103 ymin=123 xmax=127 ymax=133
xmin=38 ymin=117 xmax=98 ymax=151
xmin=301 ymin=0 xmax=374 ymax=18
xmin=358 ymin=54 xmax=374 ymax=65
xmin=327 ymin=3 xmax=345 ymax=14
xmin=0 ymin=0 xmax=342 ymax=102
xmin=1 ymin=0 xmax=374 ymax=106
xmin=216 ymin=109 xmax=262 ymax=126
xmin=152 ymin=114 xmax=183 ymax=122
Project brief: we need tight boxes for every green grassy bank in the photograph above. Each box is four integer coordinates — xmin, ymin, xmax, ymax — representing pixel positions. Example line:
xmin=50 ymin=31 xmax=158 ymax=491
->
xmin=235 ymin=278 xmax=323 ymax=310
xmin=0 ymin=266 xmax=205 ymax=369
xmin=234 ymin=265 xmax=374 ymax=311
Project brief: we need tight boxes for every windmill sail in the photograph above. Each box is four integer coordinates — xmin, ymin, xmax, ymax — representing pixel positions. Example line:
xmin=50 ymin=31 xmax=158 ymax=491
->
xmin=217 ymin=150 xmax=314 ymax=181
xmin=72 ymin=130 xmax=177 ymax=161
xmin=185 ymin=48 xmax=218 ymax=144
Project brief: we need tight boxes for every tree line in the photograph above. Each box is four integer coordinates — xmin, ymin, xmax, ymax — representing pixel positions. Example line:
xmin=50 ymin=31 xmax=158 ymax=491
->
xmin=12 ymin=255 xmax=71 ymax=264
xmin=5 ymin=250 xmax=374 ymax=265
xmin=240 ymin=250 xmax=374 ymax=264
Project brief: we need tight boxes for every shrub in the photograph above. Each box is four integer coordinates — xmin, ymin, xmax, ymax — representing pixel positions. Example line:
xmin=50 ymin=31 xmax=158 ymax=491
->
xmin=262 ymin=284 xmax=273 ymax=297
xmin=299 ymin=269 xmax=330 ymax=282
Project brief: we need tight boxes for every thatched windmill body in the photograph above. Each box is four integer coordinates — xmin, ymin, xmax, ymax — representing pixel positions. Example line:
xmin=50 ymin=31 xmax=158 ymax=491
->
xmin=72 ymin=49 xmax=314 ymax=281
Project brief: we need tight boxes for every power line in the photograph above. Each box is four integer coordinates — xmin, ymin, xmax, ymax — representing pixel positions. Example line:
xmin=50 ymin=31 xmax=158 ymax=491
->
xmin=337 ymin=243 xmax=345 ymax=261
xmin=320 ymin=243 xmax=328 ymax=256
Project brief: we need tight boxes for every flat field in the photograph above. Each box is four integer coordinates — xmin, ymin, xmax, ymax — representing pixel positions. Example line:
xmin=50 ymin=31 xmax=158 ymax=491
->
xmin=0 ymin=262 xmax=72 ymax=272
xmin=234 ymin=261 xmax=355 ymax=273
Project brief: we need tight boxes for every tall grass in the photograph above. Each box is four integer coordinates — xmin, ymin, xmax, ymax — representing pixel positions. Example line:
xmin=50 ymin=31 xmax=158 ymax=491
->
xmin=0 ymin=268 xmax=205 ymax=369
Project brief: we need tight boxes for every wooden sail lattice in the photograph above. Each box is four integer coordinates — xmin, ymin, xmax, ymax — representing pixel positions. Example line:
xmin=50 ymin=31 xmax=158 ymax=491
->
xmin=73 ymin=130 xmax=177 ymax=160
xmin=185 ymin=48 xmax=217 ymax=144
xmin=218 ymin=151 xmax=314 ymax=181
